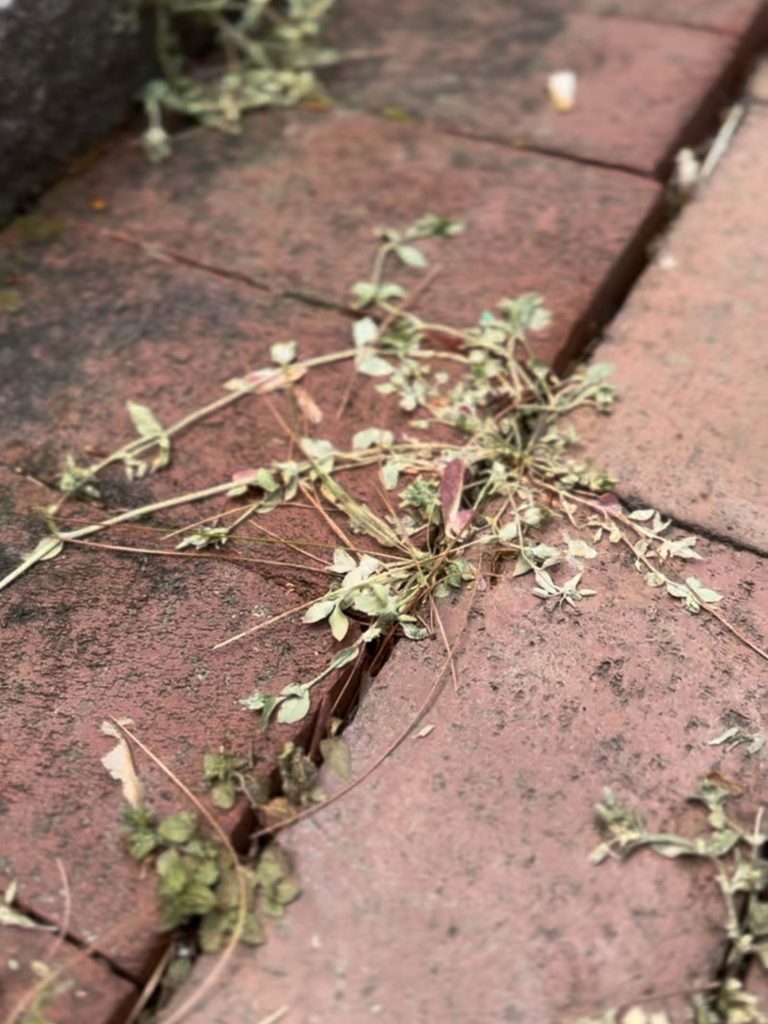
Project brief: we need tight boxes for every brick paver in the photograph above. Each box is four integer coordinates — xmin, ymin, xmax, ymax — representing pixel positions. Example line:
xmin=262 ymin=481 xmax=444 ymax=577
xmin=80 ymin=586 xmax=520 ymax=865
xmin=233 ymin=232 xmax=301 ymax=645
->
xmin=573 ymin=106 xmax=768 ymax=555
xmin=34 ymin=109 xmax=661 ymax=370
xmin=0 ymin=127 xmax=658 ymax=980
xmin=2 ymin=0 xmax=766 ymax=1018
xmin=0 ymin=241 xmax=360 ymax=978
xmin=177 ymin=537 xmax=768 ymax=1023
xmin=582 ymin=0 xmax=768 ymax=34
xmin=325 ymin=1 xmax=748 ymax=174
xmin=0 ymin=927 xmax=136 ymax=1024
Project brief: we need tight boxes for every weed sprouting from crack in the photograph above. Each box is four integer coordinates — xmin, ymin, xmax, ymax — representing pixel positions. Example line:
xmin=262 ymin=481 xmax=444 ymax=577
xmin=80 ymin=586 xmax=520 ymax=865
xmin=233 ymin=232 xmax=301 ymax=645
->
xmin=3 ymin=218 xmax=766 ymax=1016
xmin=2 ymin=213 xmax=762 ymax=712
xmin=579 ymin=779 xmax=768 ymax=1024
xmin=115 ymin=0 xmax=340 ymax=161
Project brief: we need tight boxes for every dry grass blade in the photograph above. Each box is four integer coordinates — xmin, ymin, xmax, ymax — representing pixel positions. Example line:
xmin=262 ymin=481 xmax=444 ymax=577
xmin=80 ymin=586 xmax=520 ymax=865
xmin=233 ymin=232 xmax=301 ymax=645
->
xmin=213 ymin=595 xmax=325 ymax=649
xmin=124 ymin=943 xmax=174 ymax=1024
xmin=67 ymin=537 xmax=333 ymax=576
xmin=41 ymin=858 xmax=71 ymax=963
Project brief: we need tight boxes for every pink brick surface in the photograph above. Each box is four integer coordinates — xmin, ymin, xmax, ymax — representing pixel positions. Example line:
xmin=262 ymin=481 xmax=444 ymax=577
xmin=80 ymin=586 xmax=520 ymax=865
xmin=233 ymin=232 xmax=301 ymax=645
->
xmin=324 ymin=3 xmax=742 ymax=174
xmin=0 ymin=124 xmax=656 ymax=975
xmin=0 ymin=927 xmax=136 ymax=1024
xmin=0 ymin=239 xmax=367 ymax=978
xmin=35 ymin=109 xmax=661 ymax=371
xmin=583 ymin=0 xmax=768 ymax=33
xmin=573 ymin=107 xmax=768 ymax=554
xmin=178 ymin=538 xmax=768 ymax=1023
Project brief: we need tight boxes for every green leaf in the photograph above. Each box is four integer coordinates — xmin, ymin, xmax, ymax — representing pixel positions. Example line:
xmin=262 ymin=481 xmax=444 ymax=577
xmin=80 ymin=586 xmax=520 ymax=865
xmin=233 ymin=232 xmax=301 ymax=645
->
xmin=378 ymin=282 xmax=406 ymax=302
xmin=352 ymin=317 xmax=379 ymax=347
xmin=356 ymin=353 xmax=394 ymax=377
xmin=329 ymin=603 xmax=350 ymax=641
xmin=380 ymin=460 xmax=401 ymax=490
xmin=351 ymin=281 xmax=378 ymax=308
xmin=274 ymin=877 xmax=302 ymax=905
xmin=628 ymin=508 xmax=656 ymax=522
xmin=395 ymin=244 xmax=428 ymax=269
xmin=401 ymin=621 xmax=429 ymax=640
xmin=24 ymin=536 xmax=64 ymax=563
xmin=331 ymin=645 xmax=360 ymax=670
xmin=276 ymin=686 xmax=311 ymax=725
xmin=685 ymin=577 xmax=723 ymax=605
xmin=157 ymin=811 xmax=198 ymax=845
xmin=303 ymin=599 xmax=335 ymax=624
xmin=130 ymin=830 xmax=159 ymax=860
xmin=256 ymin=846 xmax=292 ymax=888
xmin=352 ymin=427 xmax=394 ymax=450
xmin=156 ymin=848 xmax=188 ymax=891
xmin=210 ymin=781 xmax=237 ymax=810
xmin=252 ymin=467 xmax=279 ymax=493
xmin=242 ymin=910 xmax=266 ymax=945
xmin=198 ymin=909 xmax=229 ymax=953
xmin=410 ymin=214 xmax=464 ymax=238
xmin=259 ymin=892 xmax=287 ymax=918
xmin=126 ymin=400 xmax=170 ymax=472
xmin=126 ymin=401 xmax=163 ymax=440
xmin=299 ymin=437 xmax=336 ymax=466
xmin=331 ymin=548 xmax=357 ymax=574
xmin=239 ymin=691 xmax=285 ymax=729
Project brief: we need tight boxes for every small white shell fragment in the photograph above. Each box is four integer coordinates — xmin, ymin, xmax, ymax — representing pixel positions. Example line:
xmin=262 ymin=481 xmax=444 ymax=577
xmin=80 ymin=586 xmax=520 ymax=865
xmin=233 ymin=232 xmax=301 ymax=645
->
xmin=674 ymin=147 xmax=700 ymax=194
xmin=547 ymin=70 xmax=578 ymax=112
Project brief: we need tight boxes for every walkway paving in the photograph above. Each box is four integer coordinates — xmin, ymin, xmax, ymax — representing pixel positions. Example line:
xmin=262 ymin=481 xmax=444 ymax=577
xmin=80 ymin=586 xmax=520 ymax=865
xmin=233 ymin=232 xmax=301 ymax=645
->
xmin=0 ymin=2 xmax=767 ymax=1022
xmin=175 ymin=85 xmax=768 ymax=1024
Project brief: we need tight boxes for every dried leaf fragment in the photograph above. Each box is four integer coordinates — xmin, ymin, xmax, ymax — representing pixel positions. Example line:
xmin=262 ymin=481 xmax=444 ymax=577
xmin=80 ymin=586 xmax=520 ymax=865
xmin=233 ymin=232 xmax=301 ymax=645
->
xmin=440 ymin=458 xmax=473 ymax=537
xmin=1 ymin=881 xmax=54 ymax=931
xmin=100 ymin=719 xmax=144 ymax=809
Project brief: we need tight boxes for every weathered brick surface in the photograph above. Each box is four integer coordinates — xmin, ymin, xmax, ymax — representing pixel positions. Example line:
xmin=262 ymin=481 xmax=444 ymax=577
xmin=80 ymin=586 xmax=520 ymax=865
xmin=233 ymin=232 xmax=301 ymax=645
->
xmin=178 ymin=537 xmax=768 ymax=1023
xmin=0 ymin=927 xmax=136 ymax=1024
xmin=32 ymin=109 xmax=662 ymax=370
xmin=0 ymin=237 xmax=367 ymax=979
xmin=324 ymin=2 xmax=742 ymax=174
xmin=582 ymin=0 xmax=768 ymax=33
xmin=0 ymin=136 xmax=656 ymax=975
xmin=573 ymin=107 xmax=768 ymax=555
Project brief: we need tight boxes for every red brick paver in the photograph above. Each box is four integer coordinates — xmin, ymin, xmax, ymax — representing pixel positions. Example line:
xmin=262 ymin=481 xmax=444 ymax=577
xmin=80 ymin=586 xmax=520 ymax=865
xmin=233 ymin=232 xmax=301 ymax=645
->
xmin=35 ymin=109 xmax=661 ymax=370
xmin=2 ymin=0 xmax=767 ymax=1018
xmin=582 ymin=0 xmax=768 ymax=34
xmin=0 ymin=927 xmax=136 ymax=1024
xmin=0 ymin=123 xmax=658 ymax=980
xmin=0 ymin=239 xmax=360 ymax=978
xmin=573 ymin=105 xmax=768 ymax=554
xmin=326 ymin=2 xmax=748 ymax=174
xmin=177 ymin=537 xmax=768 ymax=1023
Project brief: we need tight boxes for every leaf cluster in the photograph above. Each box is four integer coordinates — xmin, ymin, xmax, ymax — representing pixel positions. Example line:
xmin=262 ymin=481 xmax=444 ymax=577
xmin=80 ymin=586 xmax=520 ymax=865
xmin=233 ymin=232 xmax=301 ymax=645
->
xmin=121 ymin=803 xmax=299 ymax=950
xmin=591 ymin=781 xmax=768 ymax=1023
xmin=122 ymin=0 xmax=337 ymax=161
